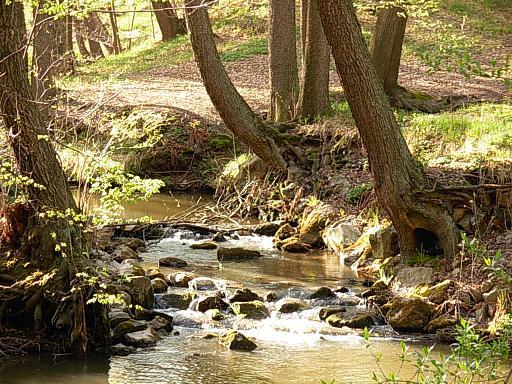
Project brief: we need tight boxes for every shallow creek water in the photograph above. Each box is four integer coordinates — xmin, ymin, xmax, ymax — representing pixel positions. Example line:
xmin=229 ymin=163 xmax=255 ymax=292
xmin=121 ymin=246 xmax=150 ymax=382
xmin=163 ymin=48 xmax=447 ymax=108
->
xmin=0 ymin=194 xmax=447 ymax=384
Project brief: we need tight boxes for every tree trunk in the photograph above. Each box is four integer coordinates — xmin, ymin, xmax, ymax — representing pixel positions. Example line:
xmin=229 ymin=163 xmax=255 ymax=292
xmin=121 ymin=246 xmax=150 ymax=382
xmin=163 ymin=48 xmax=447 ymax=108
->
xmin=81 ymin=13 xmax=115 ymax=55
xmin=89 ymin=38 xmax=105 ymax=58
xmin=269 ymin=0 xmax=299 ymax=122
xmin=298 ymin=0 xmax=330 ymax=118
xmin=74 ymin=18 xmax=91 ymax=58
xmin=109 ymin=2 xmax=122 ymax=54
xmin=317 ymin=0 xmax=458 ymax=258
xmin=152 ymin=0 xmax=186 ymax=41
xmin=185 ymin=0 xmax=287 ymax=170
xmin=0 ymin=1 xmax=108 ymax=355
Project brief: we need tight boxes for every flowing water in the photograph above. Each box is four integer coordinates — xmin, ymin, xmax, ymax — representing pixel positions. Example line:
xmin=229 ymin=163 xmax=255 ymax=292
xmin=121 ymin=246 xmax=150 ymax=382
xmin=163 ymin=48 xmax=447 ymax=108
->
xmin=0 ymin=194 xmax=447 ymax=384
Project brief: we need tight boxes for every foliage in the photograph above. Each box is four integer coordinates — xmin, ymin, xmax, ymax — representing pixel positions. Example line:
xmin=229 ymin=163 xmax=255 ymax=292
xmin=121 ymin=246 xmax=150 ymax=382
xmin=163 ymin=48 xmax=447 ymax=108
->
xmin=347 ymin=183 xmax=372 ymax=204
xmin=219 ymin=37 xmax=268 ymax=62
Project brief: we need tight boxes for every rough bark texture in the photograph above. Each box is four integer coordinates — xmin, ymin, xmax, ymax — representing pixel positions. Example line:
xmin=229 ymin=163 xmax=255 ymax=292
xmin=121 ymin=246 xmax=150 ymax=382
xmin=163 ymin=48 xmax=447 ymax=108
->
xmin=0 ymin=1 xmax=108 ymax=355
xmin=109 ymin=2 xmax=122 ymax=54
xmin=152 ymin=0 xmax=186 ymax=41
xmin=317 ymin=0 xmax=458 ymax=258
xmin=370 ymin=6 xmax=406 ymax=94
xmin=269 ymin=0 xmax=299 ymax=122
xmin=299 ymin=0 xmax=330 ymax=118
xmin=185 ymin=0 xmax=287 ymax=170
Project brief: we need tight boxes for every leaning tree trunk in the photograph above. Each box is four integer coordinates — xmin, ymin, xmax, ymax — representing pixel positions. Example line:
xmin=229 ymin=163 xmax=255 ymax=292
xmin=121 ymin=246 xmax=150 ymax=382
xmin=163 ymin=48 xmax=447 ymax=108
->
xmin=185 ymin=0 xmax=287 ymax=170
xmin=269 ymin=0 xmax=299 ymax=122
xmin=82 ymin=13 xmax=115 ymax=55
xmin=298 ymin=0 xmax=330 ymax=118
xmin=317 ymin=0 xmax=458 ymax=258
xmin=152 ymin=0 xmax=186 ymax=41
xmin=0 ymin=1 xmax=108 ymax=355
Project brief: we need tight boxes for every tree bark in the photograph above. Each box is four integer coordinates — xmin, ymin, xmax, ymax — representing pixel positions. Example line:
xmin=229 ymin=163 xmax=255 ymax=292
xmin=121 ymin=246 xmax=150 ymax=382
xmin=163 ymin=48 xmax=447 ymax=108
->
xmin=109 ymin=1 xmax=122 ymax=54
xmin=152 ymin=0 xmax=186 ymax=41
xmin=317 ymin=0 xmax=458 ymax=258
xmin=298 ymin=0 xmax=330 ymax=118
xmin=79 ymin=13 xmax=115 ymax=56
xmin=269 ymin=0 xmax=299 ymax=122
xmin=0 ymin=1 xmax=108 ymax=355
xmin=185 ymin=0 xmax=287 ymax=170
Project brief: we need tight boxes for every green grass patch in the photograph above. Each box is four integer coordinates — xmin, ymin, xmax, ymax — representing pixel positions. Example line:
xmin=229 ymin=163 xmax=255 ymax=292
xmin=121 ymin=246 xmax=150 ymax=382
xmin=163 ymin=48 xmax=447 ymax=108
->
xmin=403 ymin=103 xmax=512 ymax=165
xmin=219 ymin=37 xmax=268 ymax=62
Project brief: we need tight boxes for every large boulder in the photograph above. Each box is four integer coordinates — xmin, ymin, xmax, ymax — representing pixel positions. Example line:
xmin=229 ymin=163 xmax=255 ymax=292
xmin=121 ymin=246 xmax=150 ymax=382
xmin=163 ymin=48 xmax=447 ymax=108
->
xmin=276 ymin=298 xmax=308 ymax=313
xmin=369 ymin=223 xmax=399 ymax=260
xmin=169 ymin=271 xmax=198 ymax=287
xmin=148 ymin=315 xmax=174 ymax=333
xmin=159 ymin=256 xmax=188 ymax=268
xmin=124 ymin=329 xmax=159 ymax=348
xmin=386 ymin=297 xmax=433 ymax=332
xmin=310 ymin=287 xmax=336 ymax=300
xmin=416 ymin=280 xmax=454 ymax=304
xmin=154 ymin=291 xmax=197 ymax=310
xmin=127 ymin=276 xmax=154 ymax=309
xmin=322 ymin=220 xmax=362 ymax=255
xmin=393 ymin=267 xmax=434 ymax=293
xmin=277 ymin=236 xmax=310 ymax=253
xmin=112 ymin=319 xmax=147 ymax=340
xmin=190 ymin=241 xmax=218 ymax=250
xmin=146 ymin=268 xmax=168 ymax=282
xmin=217 ymin=247 xmax=262 ymax=262
xmin=426 ymin=315 xmax=458 ymax=333
xmin=112 ymin=244 xmax=139 ymax=262
xmin=341 ymin=313 xmax=375 ymax=329
xmin=151 ymin=278 xmax=169 ymax=294
xmin=206 ymin=309 xmax=225 ymax=321
xmin=231 ymin=300 xmax=270 ymax=319
xmin=109 ymin=310 xmax=131 ymax=328
xmin=196 ymin=295 xmax=229 ymax=312
xmin=319 ymin=307 xmax=346 ymax=321
xmin=299 ymin=204 xmax=337 ymax=247
xmin=219 ymin=330 xmax=257 ymax=351
xmin=253 ymin=222 xmax=281 ymax=236
xmin=273 ymin=223 xmax=296 ymax=243
xmin=188 ymin=277 xmax=220 ymax=291
xmin=229 ymin=288 xmax=261 ymax=303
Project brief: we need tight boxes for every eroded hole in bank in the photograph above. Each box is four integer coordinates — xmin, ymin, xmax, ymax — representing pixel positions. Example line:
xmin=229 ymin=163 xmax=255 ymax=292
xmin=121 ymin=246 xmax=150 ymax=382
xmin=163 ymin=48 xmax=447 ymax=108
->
xmin=413 ymin=228 xmax=443 ymax=257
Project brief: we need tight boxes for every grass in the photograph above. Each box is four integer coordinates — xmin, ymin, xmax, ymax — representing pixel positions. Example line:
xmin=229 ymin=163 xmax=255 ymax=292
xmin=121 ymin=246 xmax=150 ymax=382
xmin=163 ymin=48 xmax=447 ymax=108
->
xmin=219 ymin=37 xmax=268 ymax=62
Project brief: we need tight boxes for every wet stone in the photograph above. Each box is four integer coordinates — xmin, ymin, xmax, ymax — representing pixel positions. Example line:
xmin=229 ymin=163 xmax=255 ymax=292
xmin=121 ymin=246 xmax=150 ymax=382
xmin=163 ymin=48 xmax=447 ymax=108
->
xmin=155 ymin=291 xmax=197 ymax=310
xmin=229 ymin=288 xmax=261 ymax=303
xmin=310 ymin=287 xmax=336 ymax=300
xmin=217 ymin=247 xmax=262 ymax=262
xmin=219 ymin=330 xmax=257 ymax=352
xmin=109 ymin=310 xmax=131 ymax=328
xmin=112 ymin=319 xmax=147 ymax=340
xmin=231 ymin=300 xmax=270 ymax=319
xmin=189 ymin=277 xmax=220 ymax=291
xmin=151 ymin=277 xmax=169 ymax=294
xmin=190 ymin=241 xmax=218 ymax=250
xmin=159 ymin=256 xmax=188 ymax=268
xmin=196 ymin=295 xmax=229 ymax=313
xmin=124 ymin=329 xmax=158 ymax=348
xmin=319 ymin=307 xmax=346 ymax=321
xmin=109 ymin=343 xmax=136 ymax=356
xmin=169 ymin=271 xmax=198 ymax=287
xmin=276 ymin=298 xmax=308 ymax=314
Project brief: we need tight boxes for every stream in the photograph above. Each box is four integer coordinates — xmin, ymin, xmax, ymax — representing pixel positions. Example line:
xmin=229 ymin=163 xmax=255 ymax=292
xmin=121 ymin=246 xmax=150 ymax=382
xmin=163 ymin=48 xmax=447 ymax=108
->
xmin=0 ymin=193 xmax=447 ymax=384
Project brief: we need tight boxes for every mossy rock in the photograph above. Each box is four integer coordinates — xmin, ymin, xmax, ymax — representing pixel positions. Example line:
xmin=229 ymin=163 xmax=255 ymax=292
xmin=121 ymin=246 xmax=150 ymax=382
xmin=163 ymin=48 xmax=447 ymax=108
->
xmin=231 ymin=300 xmax=269 ymax=319
xmin=206 ymin=309 xmax=225 ymax=321
xmin=426 ymin=315 xmax=458 ymax=333
xmin=319 ymin=307 xmax=346 ymax=321
xmin=190 ymin=241 xmax=218 ymax=250
xmin=415 ymin=280 xmax=454 ymax=304
xmin=276 ymin=298 xmax=308 ymax=313
xmin=208 ymin=134 xmax=233 ymax=151
xmin=386 ymin=297 xmax=433 ymax=332
xmin=217 ymin=247 xmax=262 ymax=262
xmin=219 ymin=330 xmax=257 ymax=351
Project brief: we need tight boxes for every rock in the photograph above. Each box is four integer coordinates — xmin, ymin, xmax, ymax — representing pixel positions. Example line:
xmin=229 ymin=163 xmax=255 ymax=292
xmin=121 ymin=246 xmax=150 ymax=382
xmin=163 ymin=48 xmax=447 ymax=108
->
xmin=416 ymin=280 xmax=454 ymax=304
xmin=217 ymin=247 xmax=262 ymax=262
xmin=124 ymin=329 xmax=158 ymax=348
xmin=219 ymin=330 xmax=257 ymax=351
xmin=211 ymin=232 xmax=227 ymax=242
xmin=426 ymin=315 xmax=458 ymax=333
xmin=151 ymin=277 xmax=168 ymax=294
xmin=322 ymin=220 xmax=362 ymax=255
xmin=483 ymin=288 xmax=500 ymax=303
xmin=114 ymin=237 xmax=146 ymax=252
xmin=335 ymin=286 xmax=350 ymax=294
xmin=127 ymin=276 xmax=154 ymax=309
xmin=273 ymin=223 xmax=296 ymax=242
xmin=369 ymin=223 xmax=399 ymax=260
xmin=134 ymin=307 xmax=172 ymax=322
xmin=253 ymin=222 xmax=281 ymax=236
xmin=109 ymin=310 xmax=131 ymax=328
xmin=119 ymin=259 xmax=145 ymax=276
xmin=112 ymin=244 xmax=139 ymax=262
xmin=325 ymin=313 xmax=345 ymax=327
xmin=328 ymin=175 xmax=351 ymax=194
xmin=206 ymin=309 xmax=225 ymax=321
xmin=278 ymin=236 xmax=310 ymax=253
xmin=169 ymin=271 xmax=198 ymax=287
xmin=146 ymin=268 xmax=168 ymax=282
xmin=159 ymin=256 xmax=188 ymax=268
xmin=188 ymin=277 xmax=219 ymax=291
xmin=109 ymin=343 xmax=136 ymax=356
xmin=229 ymin=288 xmax=261 ymax=303
xmin=113 ymin=319 xmax=147 ymax=340
xmin=264 ymin=292 xmax=278 ymax=302
xmin=148 ymin=315 xmax=173 ymax=333
xmin=154 ymin=291 xmax=197 ymax=310
xmin=299 ymin=204 xmax=337 ymax=247
xmin=196 ymin=295 xmax=229 ymax=312
xmin=276 ymin=298 xmax=308 ymax=313
xmin=319 ymin=307 xmax=346 ymax=321
xmin=231 ymin=300 xmax=270 ymax=319
xmin=393 ymin=267 xmax=434 ymax=292
xmin=190 ymin=241 xmax=218 ymax=250
xmin=475 ymin=302 xmax=489 ymax=323
xmin=386 ymin=297 xmax=433 ymax=332
xmin=342 ymin=313 xmax=375 ymax=329
xmin=310 ymin=287 xmax=336 ymax=300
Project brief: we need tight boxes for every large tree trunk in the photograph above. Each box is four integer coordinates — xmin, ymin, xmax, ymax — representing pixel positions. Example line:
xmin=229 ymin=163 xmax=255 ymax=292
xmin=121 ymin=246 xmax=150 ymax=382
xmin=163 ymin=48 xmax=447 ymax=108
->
xmin=317 ymin=0 xmax=458 ymax=258
xmin=80 ymin=13 xmax=115 ymax=55
xmin=0 ymin=1 xmax=108 ymax=355
xmin=152 ymin=0 xmax=186 ymax=41
xmin=109 ymin=2 xmax=122 ymax=54
xmin=298 ymin=0 xmax=330 ymax=118
xmin=268 ymin=0 xmax=299 ymax=122
xmin=185 ymin=0 xmax=287 ymax=170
